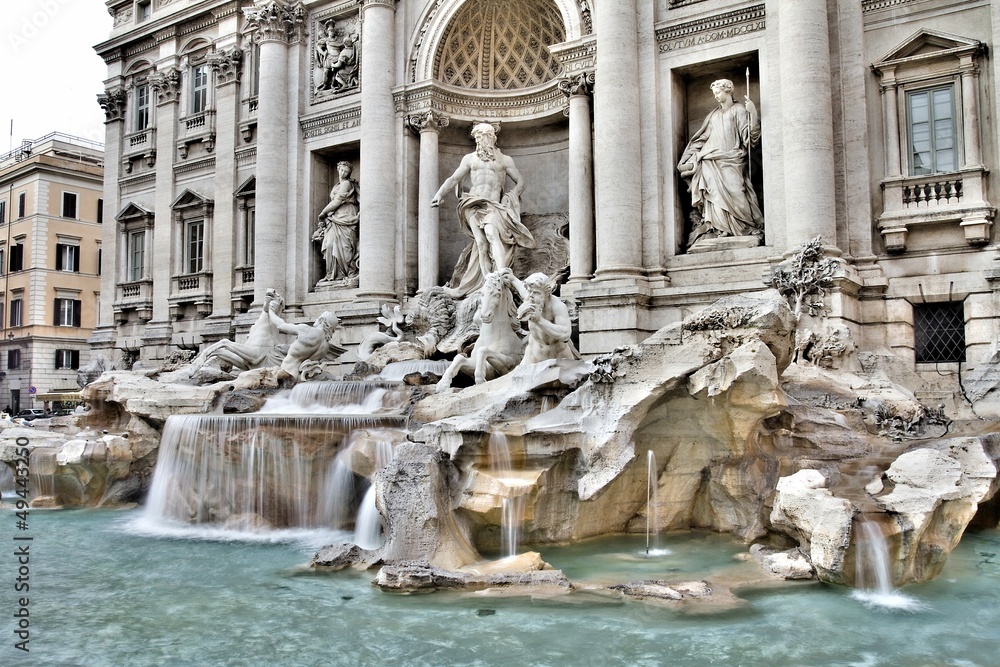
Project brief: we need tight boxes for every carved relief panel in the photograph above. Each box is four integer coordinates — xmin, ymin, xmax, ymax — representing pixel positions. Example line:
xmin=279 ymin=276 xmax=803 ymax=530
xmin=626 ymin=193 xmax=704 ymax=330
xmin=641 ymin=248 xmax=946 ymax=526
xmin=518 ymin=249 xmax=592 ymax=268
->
xmin=310 ymin=8 xmax=360 ymax=105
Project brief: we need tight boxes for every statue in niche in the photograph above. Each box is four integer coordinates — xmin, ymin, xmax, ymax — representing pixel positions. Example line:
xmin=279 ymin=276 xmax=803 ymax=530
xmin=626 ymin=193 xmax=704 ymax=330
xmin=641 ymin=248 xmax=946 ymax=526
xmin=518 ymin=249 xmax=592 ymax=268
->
xmin=503 ymin=268 xmax=579 ymax=366
xmin=313 ymin=161 xmax=360 ymax=284
xmin=431 ymin=123 xmax=536 ymax=297
xmin=268 ymin=309 xmax=345 ymax=382
xmin=315 ymin=21 xmax=358 ymax=94
xmin=678 ymin=78 xmax=763 ymax=249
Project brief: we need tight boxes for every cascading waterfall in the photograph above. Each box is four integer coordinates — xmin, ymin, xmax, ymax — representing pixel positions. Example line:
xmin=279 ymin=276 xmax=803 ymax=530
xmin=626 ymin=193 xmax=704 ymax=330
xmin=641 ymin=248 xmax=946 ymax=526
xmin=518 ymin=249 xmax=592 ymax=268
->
xmin=851 ymin=518 xmax=924 ymax=610
xmin=488 ymin=431 xmax=527 ymax=558
xmin=141 ymin=380 xmax=408 ymax=536
xmin=643 ymin=450 xmax=670 ymax=557
xmin=352 ymin=439 xmax=395 ymax=549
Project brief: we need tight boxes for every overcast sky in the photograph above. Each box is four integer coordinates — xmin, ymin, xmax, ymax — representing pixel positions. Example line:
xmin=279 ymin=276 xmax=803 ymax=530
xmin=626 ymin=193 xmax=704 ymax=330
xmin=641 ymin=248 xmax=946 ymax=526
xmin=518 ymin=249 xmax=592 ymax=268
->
xmin=0 ymin=0 xmax=111 ymax=152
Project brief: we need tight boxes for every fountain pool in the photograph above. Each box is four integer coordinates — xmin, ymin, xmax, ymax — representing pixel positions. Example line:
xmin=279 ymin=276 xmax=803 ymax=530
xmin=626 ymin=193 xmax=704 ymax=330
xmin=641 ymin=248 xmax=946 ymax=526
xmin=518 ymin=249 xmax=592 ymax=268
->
xmin=5 ymin=507 xmax=999 ymax=666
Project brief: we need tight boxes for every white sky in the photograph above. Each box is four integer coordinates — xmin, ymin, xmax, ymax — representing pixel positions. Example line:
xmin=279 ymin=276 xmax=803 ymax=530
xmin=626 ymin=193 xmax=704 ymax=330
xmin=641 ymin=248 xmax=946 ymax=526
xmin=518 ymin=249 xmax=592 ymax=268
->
xmin=0 ymin=0 xmax=111 ymax=151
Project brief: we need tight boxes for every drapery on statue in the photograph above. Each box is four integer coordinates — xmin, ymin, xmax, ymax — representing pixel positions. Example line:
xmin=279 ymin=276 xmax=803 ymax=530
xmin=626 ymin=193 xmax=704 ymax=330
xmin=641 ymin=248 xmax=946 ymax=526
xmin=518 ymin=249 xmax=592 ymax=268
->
xmin=268 ymin=309 xmax=345 ymax=382
xmin=503 ymin=269 xmax=580 ymax=365
xmin=431 ymin=123 xmax=535 ymax=297
xmin=678 ymin=78 xmax=763 ymax=248
xmin=313 ymin=161 xmax=360 ymax=283
xmin=186 ymin=289 xmax=287 ymax=378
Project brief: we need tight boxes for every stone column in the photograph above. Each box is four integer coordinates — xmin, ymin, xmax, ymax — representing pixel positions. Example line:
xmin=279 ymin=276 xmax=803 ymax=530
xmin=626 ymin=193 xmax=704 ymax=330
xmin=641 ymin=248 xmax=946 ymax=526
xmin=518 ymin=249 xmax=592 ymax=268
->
xmin=407 ymin=110 xmax=449 ymax=292
xmin=207 ymin=48 xmax=242 ymax=321
xmin=94 ymin=87 xmax=126 ymax=335
xmin=960 ymin=57 xmax=983 ymax=169
xmin=558 ymin=72 xmax=595 ymax=283
xmin=880 ymin=72 xmax=902 ymax=179
xmin=356 ymin=0 xmax=399 ymax=301
xmin=243 ymin=1 xmax=305 ymax=304
xmin=778 ymin=0 xmax=838 ymax=250
xmin=148 ymin=68 xmax=181 ymax=329
xmin=591 ymin=0 xmax=643 ymax=279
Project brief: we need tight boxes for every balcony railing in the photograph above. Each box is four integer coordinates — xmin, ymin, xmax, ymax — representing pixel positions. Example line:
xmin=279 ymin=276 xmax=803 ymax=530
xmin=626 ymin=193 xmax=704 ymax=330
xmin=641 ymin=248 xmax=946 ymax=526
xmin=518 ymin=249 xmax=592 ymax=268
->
xmin=901 ymin=177 xmax=963 ymax=208
xmin=878 ymin=167 xmax=992 ymax=252
xmin=113 ymin=279 xmax=154 ymax=322
xmin=177 ymin=110 xmax=216 ymax=156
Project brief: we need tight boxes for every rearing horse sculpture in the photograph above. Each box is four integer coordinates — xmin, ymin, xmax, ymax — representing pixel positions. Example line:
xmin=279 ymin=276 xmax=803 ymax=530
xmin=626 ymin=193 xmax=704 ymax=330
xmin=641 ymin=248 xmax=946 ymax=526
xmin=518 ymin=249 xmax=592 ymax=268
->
xmin=436 ymin=270 xmax=525 ymax=391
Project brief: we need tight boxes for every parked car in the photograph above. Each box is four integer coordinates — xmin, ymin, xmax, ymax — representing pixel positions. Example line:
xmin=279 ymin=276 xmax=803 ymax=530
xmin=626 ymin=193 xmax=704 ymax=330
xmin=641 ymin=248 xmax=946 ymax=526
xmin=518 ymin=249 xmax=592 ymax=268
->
xmin=16 ymin=409 xmax=49 ymax=421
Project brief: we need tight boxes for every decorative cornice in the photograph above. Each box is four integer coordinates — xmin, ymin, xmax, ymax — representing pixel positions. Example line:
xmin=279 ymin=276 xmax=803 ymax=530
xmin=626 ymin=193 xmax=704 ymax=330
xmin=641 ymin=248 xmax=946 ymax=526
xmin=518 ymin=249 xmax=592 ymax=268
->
xmin=862 ymin=0 xmax=919 ymax=12
xmin=557 ymin=71 xmax=594 ymax=99
xmin=550 ymin=35 xmax=596 ymax=77
xmin=97 ymin=88 xmax=127 ymax=123
xmin=174 ymin=156 xmax=216 ymax=177
xmin=119 ymin=172 xmax=157 ymax=191
xmin=236 ymin=147 xmax=257 ymax=168
xmin=395 ymin=81 xmax=566 ymax=123
xmin=357 ymin=0 xmax=398 ymax=10
xmin=300 ymin=107 xmax=363 ymax=139
xmin=243 ymin=1 xmax=307 ymax=44
xmin=149 ymin=68 xmax=181 ymax=104
xmin=655 ymin=4 xmax=765 ymax=53
xmin=207 ymin=47 xmax=243 ymax=86
xmin=405 ymin=109 xmax=450 ymax=135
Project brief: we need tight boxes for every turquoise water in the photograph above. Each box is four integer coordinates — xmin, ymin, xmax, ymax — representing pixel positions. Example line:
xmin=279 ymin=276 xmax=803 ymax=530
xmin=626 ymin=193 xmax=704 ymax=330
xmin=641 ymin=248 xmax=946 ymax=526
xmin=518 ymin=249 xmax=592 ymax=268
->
xmin=2 ymin=508 xmax=999 ymax=666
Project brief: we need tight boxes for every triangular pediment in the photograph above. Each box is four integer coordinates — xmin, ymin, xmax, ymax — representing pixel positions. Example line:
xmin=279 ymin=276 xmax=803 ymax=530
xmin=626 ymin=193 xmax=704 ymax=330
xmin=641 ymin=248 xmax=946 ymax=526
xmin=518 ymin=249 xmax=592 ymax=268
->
xmin=875 ymin=29 xmax=982 ymax=67
xmin=115 ymin=201 xmax=153 ymax=222
xmin=170 ymin=188 xmax=213 ymax=210
xmin=234 ymin=175 xmax=256 ymax=198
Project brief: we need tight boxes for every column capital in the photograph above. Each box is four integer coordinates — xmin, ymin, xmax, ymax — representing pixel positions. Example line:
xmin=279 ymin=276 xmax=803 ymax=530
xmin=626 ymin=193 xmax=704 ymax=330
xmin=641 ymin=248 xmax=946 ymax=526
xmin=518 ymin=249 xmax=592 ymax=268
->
xmin=405 ymin=109 xmax=450 ymax=135
xmin=558 ymin=71 xmax=595 ymax=99
xmin=243 ymin=1 xmax=307 ymax=44
xmin=148 ymin=68 xmax=181 ymax=105
xmin=97 ymin=87 xmax=126 ymax=123
xmin=357 ymin=0 xmax=399 ymax=11
xmin=207 ymin=47 xmax=243 ymax=87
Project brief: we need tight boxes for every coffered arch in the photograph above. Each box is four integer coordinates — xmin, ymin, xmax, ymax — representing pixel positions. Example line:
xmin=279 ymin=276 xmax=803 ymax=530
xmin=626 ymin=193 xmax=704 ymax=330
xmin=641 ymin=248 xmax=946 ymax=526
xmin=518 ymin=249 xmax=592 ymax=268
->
xmin=408 ymin=0 xmax=584 ymax=85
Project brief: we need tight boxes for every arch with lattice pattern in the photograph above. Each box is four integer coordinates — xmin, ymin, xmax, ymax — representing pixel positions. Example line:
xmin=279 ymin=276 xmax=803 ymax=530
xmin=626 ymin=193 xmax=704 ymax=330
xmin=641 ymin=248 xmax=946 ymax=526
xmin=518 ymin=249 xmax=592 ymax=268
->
xmin=433 ymin=0 xmax=566 ymax=91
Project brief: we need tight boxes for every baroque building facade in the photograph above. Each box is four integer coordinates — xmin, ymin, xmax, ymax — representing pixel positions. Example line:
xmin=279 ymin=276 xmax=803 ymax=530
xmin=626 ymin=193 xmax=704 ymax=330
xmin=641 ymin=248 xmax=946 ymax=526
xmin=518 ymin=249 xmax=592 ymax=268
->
xmin=93 ymin=0 xmax=1000 ymax=401
xmin=0 ymin=133 xmax=105 ymax=414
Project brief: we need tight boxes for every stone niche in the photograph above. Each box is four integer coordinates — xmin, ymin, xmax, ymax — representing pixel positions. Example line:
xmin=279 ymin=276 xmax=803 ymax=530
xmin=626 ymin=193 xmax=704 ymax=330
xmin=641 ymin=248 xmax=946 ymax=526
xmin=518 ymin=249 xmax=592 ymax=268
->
xmin=672 ymin=53 xmax=764 ymax=253
xmin=435 ymin=121 xmax=571 ymax=287
xmin=309 ymin=145 xmax=360 ymax=289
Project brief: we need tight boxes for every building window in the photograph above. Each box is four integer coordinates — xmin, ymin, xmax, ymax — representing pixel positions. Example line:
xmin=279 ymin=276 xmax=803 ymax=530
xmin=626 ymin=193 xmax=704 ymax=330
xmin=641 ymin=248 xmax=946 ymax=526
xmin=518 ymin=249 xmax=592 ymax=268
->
xmin=914 ymin=302 xmax=965 ymax=363
xmin=9 ymin=243 xmax=23 ymax=272
xmin=9 ymin=298 xmax=22 ymax=327
xmin=7 ymin=349 xmax=20 ymax=370
xmin=62 ymin=192 xmax=78 ymax=219
xmin=0 ymin=248 xmax=4 ymax=275
xmin=136 ymin=1 xmax=151 ymax=23
xmin=245 ymin=207 xmax=255 ymax=265
xmin=98 ymin=247 xmax=102 ymax=276
xmin=56 ymin=244 xmax=80 ymax=272
xmin=0 ymin=200 xmax=6 ymax=224
xmin=186 ymin=220 xmax=204 ymax=274
xmin=55 ymin=349 xmax=81 ymax=370
xmin=54 ymin=298 xmax=82 ymax=327
xmin=191 ymin=64 xmax=209 ymax=114
xmin=907 ymin=86 xmax=956 ymax=176
xmin=17 ymin=193 xmax=25 ymax=218
xmin=129 ymin=230 xmax=145 ymax=281
xmin=134 ymin=84 xmax=150 ymax=131
xmin=248 ymin=43 xmax=261 ymax=97
xmin=97 ymin=198 xmax=104 ymax=224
